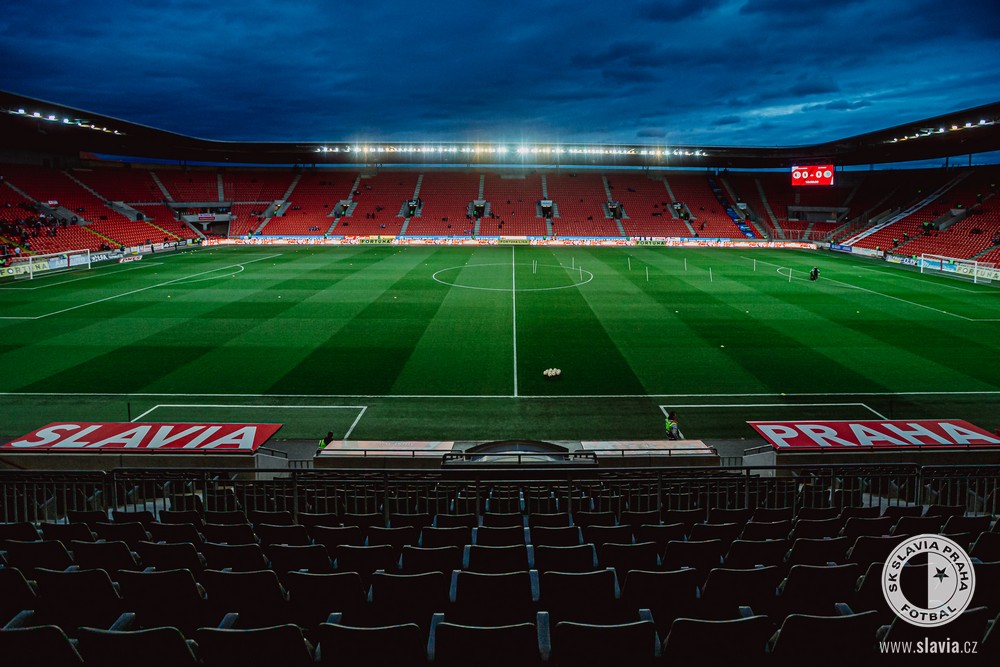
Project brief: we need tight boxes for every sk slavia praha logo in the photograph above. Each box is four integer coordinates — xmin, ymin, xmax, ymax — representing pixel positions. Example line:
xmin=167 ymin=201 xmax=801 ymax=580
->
xmin=882 ymin=534 xmax=975 ymax=628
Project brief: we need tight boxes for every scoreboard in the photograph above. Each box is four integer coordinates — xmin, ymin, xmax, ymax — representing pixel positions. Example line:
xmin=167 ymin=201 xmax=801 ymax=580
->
xmin=791 ymin=165 xmax=835 ymax=186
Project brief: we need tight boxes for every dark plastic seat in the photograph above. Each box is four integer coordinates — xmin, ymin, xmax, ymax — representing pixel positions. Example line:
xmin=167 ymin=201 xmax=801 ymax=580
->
xmin=582 ymin=525 xmax=632 ymax=547
xmin=0 ymin=568 xmax=38 ymax=626
xmin=662 ymin=509 xmax=706 ymax=533
xmin=311 ymin=525 xmax=364 ymax=551
xmin=196 ymin=624 xmax=315 ymax=667
xmin=775 ymin=564 xmax=861 ymax=616
xmin=795 ymin=507 xmax=839 ymax=521
xmin=158 ymin=510 xmax=204 ymax=527
xmin=299 ymin=512 xmax=341 ymax=530
xmin=367 ymin=526 xmax=420 ymax=557
xmin=533 ymin=544 xmax=597 ymax=573
xmin=785 ymin=537 xmax=850 ymax=566
xmin=432 ymin=621 xmax=543 ymax=667
xmin=475 ymin=526 xmax=526 ymax=546
xmin=527 ymin=512 xmax=572 ymax=528
xmin=0 ymin=522 xmax=41 ymax=544
xmin=971 ymin=532 xmax=1000 ymax=562
xmin=599 ymin=542 xmax=659 ymax=582
xmin=724 ymin=539 xmax=790 ymax=570
xmin=40 ymin=522 xmax=96 ymax=543
xmin=620 ymin=510 xmax=662 ymax=537
xmin=316 ymin=621 xmax=425 ymax=665
xmin=369 ymin=571 xmax=449 ymax=631
xmin=768 ymin=610 xmax=881 ymax=657
xmin=635 ymin=523 xmax=686 ymax=554
xmin=201 ymin=542 xmax=269 ymax=571
xmin=400 ymin=545 xmax=464 ymax=575
xmin=285 ymin=571 xmax=368 ymax=628
xmin=707 ymin=508 xmax=753 ymax=525
xmin=147 ymin=522 xmax=204 ymax=545
xmin=540 ymin=570 xmax=625 ymax=624
xmin=466 ymin=544 xmax=530 ymax=573
xmin=93 ymin=522 xmax=152 ymax=549
xmin=481 ymin=512 xmax=522 ymax=528
xmin=66 ymin=510 xmax=109 ymax=527
xmin=117 ymin=568 xmax=210 ymax=635
xmin=32 ymin=568 xmax=125 ymax=632
xmin=943 ymin=515 xmax=992 ymax=534
xmin=620 ymin=568 xmax=700 ymax=635
xmin=200 ymin=523 xmax=258 ymax=545
xmin=255 ymin=523 xmax=310 ymax=547
xmin=451 ymin=571 xmax=537 ymax=625
xmin=203 ymin=510 xmax=248 ymax=525
xmin=891 ymin=515 xmax=944 ymax=536
xmin=689 ymin=522 xmax=742 ymax=545
xmin=200 ymin=569 xmax=291 ymax=628
xmin=530 ymin=526 xmax=582 ymax=547
xmin=389 ymin=513 xmax=434 ymax=530
xmin=76 ymin=625 xmax=199 ymax=667
xmin=421 ymin=526 xmax=472 ymax=549
xmin=882 ymin=505 xmax=923 ymax=521
xmin=753 ymin=507 xmax=794 ymax=523
xmin=846 ymin=535 xmax=907 ymax=566
xmin=0 ymin=625 xmax=85 ymax=666
xmin=551 ymin=619 xmax=658 ymax=667
xmin=3 ymin=539 xmax=75 ymax=573
xmin=436 ymin=514 xmax=479 ymax=529
xmin=69 ymin=540 xmax=139 ymax=573
xmin=574 ymin=512 xmax=616 ymax=528
xmin=267 ymin=544 xmax=334 ymax=575
xmin=741 ymin=520 xmax=791 ymax=541
xmin=248 ymin=510 xmax=294 ymax=526
xmin=340 ymin=513 xmax=385 ymax=537
xmin=789 ymin=518 xmax=842 ymax=540
xmin=135 ymin=541 xmax=206 ymax=573
xmin=112 ymin=510 xmax=155 ymax=526
xmin=699 ymin=566 xmax=783 ymax=618
xmin=840 ymin=516 xmax=893 ymax=539
xmin=334 ymin=544 xmax=398 ymax=583
xmin=662 ymin=614 xmax=770 ymax=661
xmin=925 ymin=504 xmax=967 ymax=519
xmin=661 ymin=539 xmax=724 ymax=581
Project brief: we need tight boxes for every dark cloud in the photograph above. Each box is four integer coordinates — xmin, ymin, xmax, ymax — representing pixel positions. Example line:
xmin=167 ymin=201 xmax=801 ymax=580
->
xmin=0 ymin=0 xmax=997 ymax=149
xmin=805 ymin=99 xmax=873 ymax=111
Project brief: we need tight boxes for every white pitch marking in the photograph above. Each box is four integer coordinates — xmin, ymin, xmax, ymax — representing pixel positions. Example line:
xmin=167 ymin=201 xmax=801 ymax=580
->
xmin=130 ymin=403 xmax=368 ymax=439
xmin=0 ymin=261 xmax=164 ymax=291
xmin=659 ymin=402 xmax=888 ymax=419
xmin=5 ymin=390 xmax=1000 ymax=399
xmin=512 ymin=246 xmax=518 ymax=398
xmin=0 ymin=254 xmax=281 ymax=320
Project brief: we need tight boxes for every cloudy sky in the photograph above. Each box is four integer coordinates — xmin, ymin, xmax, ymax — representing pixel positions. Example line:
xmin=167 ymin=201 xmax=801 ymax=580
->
xmin=2 ymin=0 xmax=998 ymax=148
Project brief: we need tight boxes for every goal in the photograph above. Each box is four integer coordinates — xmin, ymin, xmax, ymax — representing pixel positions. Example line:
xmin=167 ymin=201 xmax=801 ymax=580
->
xmin=919 ymin=253 xmax=998 ymax=284
xmin=1 ymin=248 xmax=91 ymax=281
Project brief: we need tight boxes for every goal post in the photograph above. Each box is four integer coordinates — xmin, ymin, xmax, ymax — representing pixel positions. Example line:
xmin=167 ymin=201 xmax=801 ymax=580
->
xmin=1 ymin=248 xmax=91 ymax=281
xmin=919 ymin=253 xmax=997 ymax=284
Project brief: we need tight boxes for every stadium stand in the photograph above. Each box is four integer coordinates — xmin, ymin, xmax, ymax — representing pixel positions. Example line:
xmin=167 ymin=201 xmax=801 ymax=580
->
xmin=333 ymin=171 xmax=416 ymax=237
xmin=545 ymin=173 xmax=621 ymax=237
xmin=404 ymin=171 xmax=480 ymax=236
xmin=481 ymin=173 xmax=547 ymax=236
xmin=154 ymin=170 xmax=220 ymax=202
xmin=665 ymin=174 xmax=744 ymax=238
xmin=1 ymin=465 xmax=998 ymax=662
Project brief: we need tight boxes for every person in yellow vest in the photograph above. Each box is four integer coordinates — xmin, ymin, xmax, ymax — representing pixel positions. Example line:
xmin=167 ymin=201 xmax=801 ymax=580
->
xmin=318 ymin=431 xmax=334 ymax=453
xmin=665 ymin=411 xmax=684 ymax=440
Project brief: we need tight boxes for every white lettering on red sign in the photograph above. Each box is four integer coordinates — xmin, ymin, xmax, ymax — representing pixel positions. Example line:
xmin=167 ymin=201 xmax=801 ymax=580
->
xmin=2 ymin=423 xmax=282 ymax=453
xmin=748 ymin=420 xmax=1000 ymax=450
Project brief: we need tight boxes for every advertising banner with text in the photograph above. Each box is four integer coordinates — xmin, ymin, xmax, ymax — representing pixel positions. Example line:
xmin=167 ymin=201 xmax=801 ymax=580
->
xmin=1 ymin=423 xmax=283 ymax=453
xmin=748 ymin=420 xmax=1000 ymax=450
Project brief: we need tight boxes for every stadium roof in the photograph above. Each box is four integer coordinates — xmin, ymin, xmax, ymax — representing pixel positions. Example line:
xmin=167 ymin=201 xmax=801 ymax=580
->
xmin=3 ymin=90 xmax=999 ymax=169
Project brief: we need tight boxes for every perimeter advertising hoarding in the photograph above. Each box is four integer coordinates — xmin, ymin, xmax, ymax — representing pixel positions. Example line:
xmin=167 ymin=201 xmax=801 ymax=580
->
xmin=748 ymin=420 xmax=1000 ymax=450
xmin=791 ymin=165 xmax=835 ymax=186
xmin=1 ymin=423 xmax=283 ymax=453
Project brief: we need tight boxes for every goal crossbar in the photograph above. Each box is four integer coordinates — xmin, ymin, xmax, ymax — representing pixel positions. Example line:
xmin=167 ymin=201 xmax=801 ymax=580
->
xmin=2 ymin=248 xmax=91 ymax=280
xmin=919 ymin=253 xmax=997 ymax=284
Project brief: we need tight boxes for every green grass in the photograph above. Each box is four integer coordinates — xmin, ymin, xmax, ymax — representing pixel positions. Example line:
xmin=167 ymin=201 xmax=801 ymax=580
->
xmin=1 ymin=245 xmax=999 ymax=442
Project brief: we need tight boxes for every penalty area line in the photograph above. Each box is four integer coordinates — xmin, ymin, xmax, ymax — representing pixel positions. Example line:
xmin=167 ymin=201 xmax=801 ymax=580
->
xmin=129 ymin=403 xmax=369 ymax=439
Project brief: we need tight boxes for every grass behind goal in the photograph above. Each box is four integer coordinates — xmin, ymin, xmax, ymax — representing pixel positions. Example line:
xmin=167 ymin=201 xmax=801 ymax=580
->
xmin=0 ymin=245 xmax=998 ymax=441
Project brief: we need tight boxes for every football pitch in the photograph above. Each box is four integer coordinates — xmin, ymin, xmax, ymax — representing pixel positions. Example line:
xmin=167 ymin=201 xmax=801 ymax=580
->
xmin=1 ymin=244 xmax=999 ymax=443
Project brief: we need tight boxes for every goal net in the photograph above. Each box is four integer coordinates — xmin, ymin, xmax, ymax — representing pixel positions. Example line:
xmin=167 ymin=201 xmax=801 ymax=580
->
xmin=1 ymin=249 xmax=91 ymax=281
xmin=919 ymin=254 xmax=998 ymax=284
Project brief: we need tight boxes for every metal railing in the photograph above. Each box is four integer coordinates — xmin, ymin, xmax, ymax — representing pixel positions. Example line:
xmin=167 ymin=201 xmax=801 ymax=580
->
xmin=2 ymin=463 xmax=997 ymax=524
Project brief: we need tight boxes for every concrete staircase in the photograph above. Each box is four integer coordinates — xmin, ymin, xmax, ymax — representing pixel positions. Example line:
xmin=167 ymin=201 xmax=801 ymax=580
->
xmin=150 ymin=172 xmax=173 ymax=201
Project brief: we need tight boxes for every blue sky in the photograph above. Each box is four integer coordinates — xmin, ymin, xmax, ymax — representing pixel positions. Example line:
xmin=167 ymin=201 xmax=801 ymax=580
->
xmin=2 ymin=0 xmax=998 ymax=148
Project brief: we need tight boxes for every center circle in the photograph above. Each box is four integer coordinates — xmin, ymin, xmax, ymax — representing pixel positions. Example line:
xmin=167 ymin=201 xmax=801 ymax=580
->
xmin=432 ymin=262 xmax=594 ymax=292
